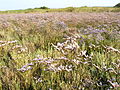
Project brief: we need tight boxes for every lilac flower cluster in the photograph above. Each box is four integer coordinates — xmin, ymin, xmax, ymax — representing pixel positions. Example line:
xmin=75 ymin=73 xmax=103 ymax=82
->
xmin=0 ymin=40 xmax=17 ymax=47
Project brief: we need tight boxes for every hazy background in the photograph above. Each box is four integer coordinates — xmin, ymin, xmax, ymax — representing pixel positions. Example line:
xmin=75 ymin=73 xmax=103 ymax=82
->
xmin=0 ymin=0 xmax=120 ymax=11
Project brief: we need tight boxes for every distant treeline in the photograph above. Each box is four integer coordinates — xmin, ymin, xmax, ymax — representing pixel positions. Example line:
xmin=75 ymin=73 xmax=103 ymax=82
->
xmin=27 ymin=6 xmax=49 ymax=10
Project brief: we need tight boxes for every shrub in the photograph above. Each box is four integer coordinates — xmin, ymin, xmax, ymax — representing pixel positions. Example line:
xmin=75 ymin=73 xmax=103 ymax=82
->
xmin=114 ymin=3 xmax=120 ymax=7
xmin=34 ymin=6 xmax=49 ymax=9
xmin=40 ymin=6 xmax=49 ymax=9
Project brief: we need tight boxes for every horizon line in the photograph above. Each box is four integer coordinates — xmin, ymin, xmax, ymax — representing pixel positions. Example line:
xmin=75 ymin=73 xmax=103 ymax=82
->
xmin=0 ymin=6 xmax=114 ymax=11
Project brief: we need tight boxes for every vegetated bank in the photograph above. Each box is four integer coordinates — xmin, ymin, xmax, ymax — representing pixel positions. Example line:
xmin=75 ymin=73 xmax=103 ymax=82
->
xmin=0 ymin=7 xmax=120 ymax=14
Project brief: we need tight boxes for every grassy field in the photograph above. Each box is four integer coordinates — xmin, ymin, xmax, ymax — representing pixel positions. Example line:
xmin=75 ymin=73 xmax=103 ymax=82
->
xmin=0 ymin=8 xmax=120 ymax=90
xmin=0 ymin=7 xmax=120 ymax=14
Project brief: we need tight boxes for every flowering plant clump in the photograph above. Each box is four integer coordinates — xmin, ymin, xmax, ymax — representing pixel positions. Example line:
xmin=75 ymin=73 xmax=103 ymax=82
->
xmin=17 ymin=34 xmax=120 ymax=89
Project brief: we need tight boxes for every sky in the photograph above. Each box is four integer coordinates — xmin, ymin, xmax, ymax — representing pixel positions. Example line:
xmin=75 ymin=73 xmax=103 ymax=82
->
xmin=0 ymin=0 xmax=120 ymax=11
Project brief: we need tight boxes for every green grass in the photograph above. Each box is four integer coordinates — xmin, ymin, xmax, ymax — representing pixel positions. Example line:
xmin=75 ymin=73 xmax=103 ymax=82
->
xmin=0 ymin=7 xmax=120 ymax=14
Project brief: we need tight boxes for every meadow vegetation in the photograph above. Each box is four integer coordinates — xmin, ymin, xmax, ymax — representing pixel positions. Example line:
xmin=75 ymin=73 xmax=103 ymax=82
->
xmin=0 ymin=7 xmax=120 ymax=14
xmin=0 ymin=11 xmax=120 ymax=89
